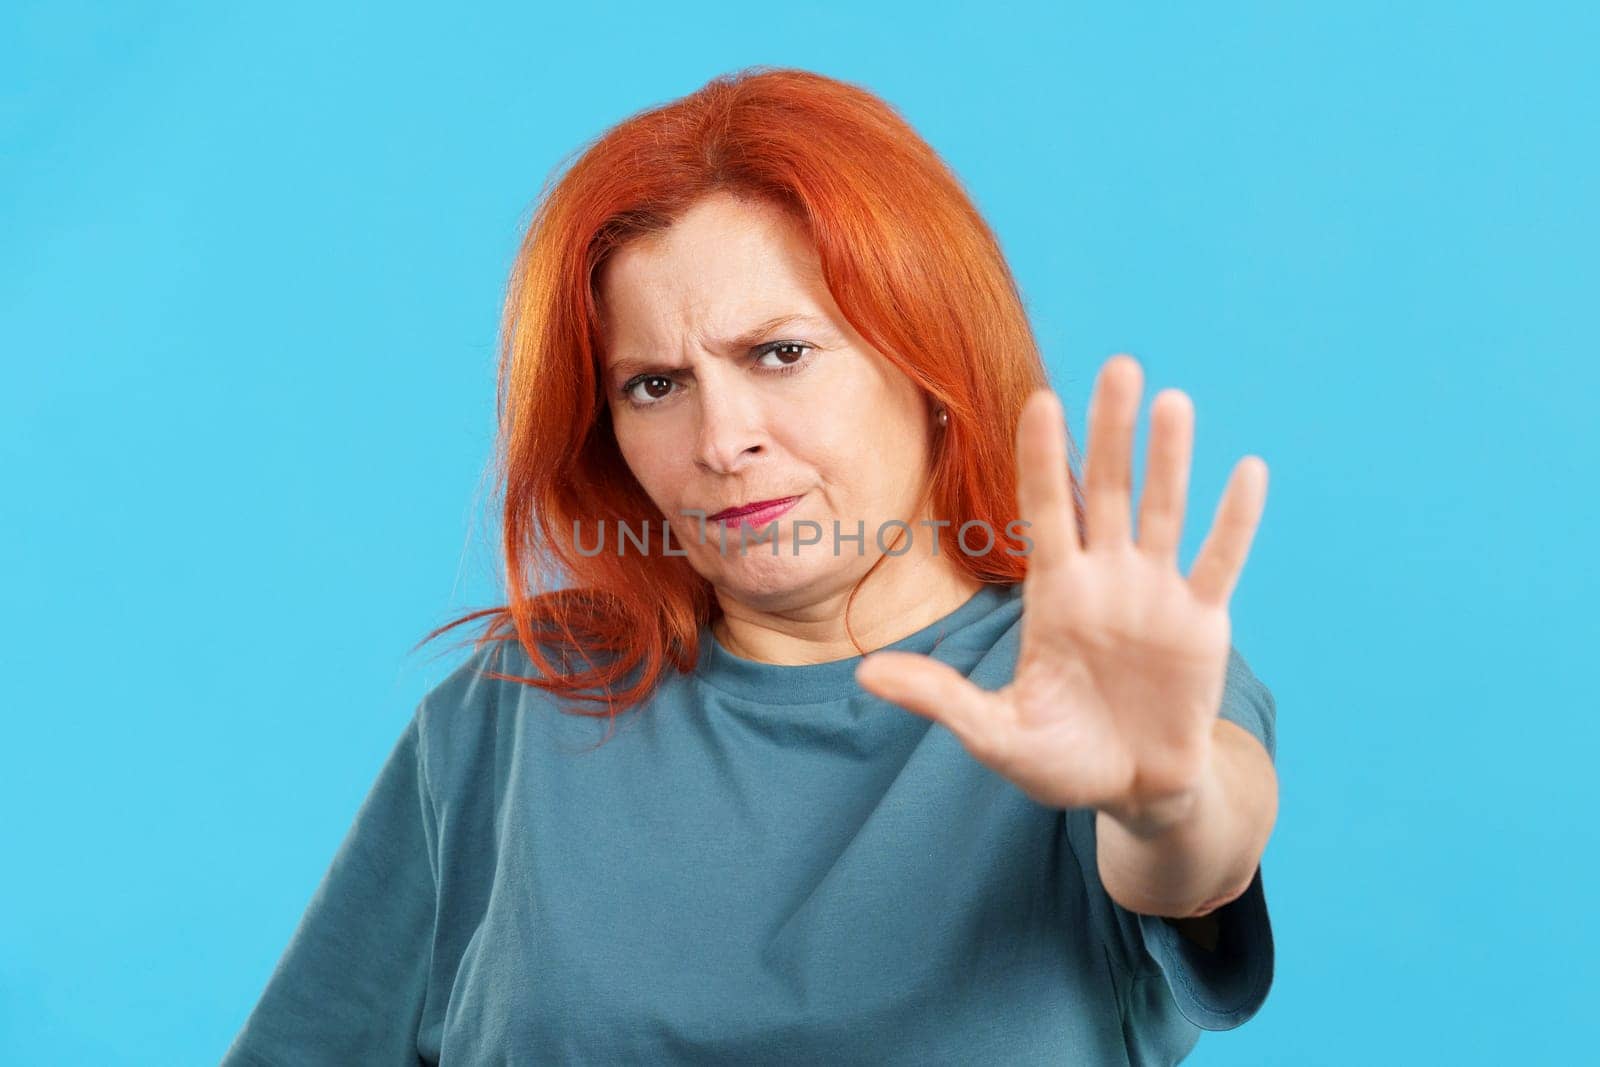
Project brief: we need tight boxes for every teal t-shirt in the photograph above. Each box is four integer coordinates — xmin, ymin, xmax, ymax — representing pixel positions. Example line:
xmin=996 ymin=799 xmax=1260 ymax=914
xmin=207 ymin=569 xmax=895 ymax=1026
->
xmin=222 ymin=581 xmax=1276 ymax=1065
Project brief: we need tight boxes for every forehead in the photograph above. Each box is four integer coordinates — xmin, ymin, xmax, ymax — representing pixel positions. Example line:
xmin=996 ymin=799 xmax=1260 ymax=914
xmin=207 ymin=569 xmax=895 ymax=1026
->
xmin=597 ymin=195 xmax=829 ymax=353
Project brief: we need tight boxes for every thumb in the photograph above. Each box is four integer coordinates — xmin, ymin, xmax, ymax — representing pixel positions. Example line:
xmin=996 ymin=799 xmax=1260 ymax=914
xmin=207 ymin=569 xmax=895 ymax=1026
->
xmin=855 ymin=651 xmax=1001 ymax=750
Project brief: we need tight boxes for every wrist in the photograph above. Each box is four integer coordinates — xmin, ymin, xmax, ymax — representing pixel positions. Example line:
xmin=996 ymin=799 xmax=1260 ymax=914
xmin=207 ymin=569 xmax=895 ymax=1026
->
xmin=1101 ymin=751 xmax=1221 ymax=840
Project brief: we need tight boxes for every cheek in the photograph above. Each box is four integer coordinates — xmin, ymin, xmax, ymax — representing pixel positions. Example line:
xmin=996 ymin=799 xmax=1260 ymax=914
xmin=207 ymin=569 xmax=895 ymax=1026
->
xmin=613 ymin=425 xmax=672 ymax=498
xmin=850 ymin=422 xmax=934 ymax=506
xmin=625 ymin=455 xmax=677 ymax=504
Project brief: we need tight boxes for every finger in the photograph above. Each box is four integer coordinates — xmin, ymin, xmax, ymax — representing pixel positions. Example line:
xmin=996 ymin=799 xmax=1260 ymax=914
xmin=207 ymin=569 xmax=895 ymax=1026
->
xmin=855 ymin=652 xmax=1009 ymax=758
xmin=1187 ymin=456 xmax=1269 ymax=606
xmin=1014 ymin=389 xmax=1080 ymax=575
xmin=1083 ymin=354 xmax=1142 ymax=550
xmin=1136 ymin=388 xmax=1194 ymax=567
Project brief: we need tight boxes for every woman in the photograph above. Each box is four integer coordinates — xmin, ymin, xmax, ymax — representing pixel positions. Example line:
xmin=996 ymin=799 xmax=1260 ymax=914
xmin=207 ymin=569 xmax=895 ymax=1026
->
xmin=223 ymin=67 xmax=1278 ymax=1065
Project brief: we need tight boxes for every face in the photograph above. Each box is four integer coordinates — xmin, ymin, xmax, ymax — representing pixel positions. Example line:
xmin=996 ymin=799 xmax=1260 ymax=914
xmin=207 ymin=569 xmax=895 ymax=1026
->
xmin=597 ymin=192 xmax=940 ymax=613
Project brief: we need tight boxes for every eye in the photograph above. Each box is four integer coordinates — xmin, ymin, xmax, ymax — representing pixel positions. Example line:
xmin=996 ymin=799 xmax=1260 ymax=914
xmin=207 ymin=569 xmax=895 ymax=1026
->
xmin=622 ymin=375 xmax=677 ymax=406
xmin=754 ymin=340 xmax=813 ymax=369
xmin=618 ymin=341 xmax=817 ymax=410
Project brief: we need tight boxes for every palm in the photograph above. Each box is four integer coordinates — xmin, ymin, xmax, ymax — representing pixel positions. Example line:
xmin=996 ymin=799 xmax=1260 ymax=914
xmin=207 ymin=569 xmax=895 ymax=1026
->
xmin=856 ymin=354 xmax=1267 ymax=817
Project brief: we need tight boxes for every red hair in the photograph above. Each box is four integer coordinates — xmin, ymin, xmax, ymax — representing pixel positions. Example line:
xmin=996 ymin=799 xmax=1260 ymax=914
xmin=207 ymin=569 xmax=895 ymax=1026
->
xmin=414 ymin=66 xmax=1087 ymax=731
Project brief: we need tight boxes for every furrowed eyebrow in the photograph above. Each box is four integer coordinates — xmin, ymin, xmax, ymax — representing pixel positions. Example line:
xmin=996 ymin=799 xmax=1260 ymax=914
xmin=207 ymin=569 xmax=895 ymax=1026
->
xmin=607 ymin=313 xmax=832 ymax=379
xmin=721 ymin=313 xmax=829 ymax=350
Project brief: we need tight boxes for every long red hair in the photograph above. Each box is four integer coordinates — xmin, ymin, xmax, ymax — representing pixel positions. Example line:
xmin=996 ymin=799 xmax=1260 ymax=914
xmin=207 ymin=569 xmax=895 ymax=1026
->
xmin=414 ymin=65 xmax=1086 ymax=728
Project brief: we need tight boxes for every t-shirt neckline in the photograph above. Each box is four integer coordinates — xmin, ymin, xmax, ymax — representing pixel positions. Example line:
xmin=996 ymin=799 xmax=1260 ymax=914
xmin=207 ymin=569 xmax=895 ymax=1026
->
xmin=692 ymin=582 xmax=1011 ymax=705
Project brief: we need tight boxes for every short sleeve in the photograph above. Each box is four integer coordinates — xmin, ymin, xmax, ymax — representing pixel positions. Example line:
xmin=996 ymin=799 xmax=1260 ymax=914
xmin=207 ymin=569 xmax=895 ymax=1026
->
xmin=221 ymin=709 xmax=439 ymax=1066
xmin=1132 ymin=645 xmax=1277 ymax=1030
xmin=1216 ymin=644 xmax=1277 ymax=763
xmin=1067 ymin=645 xmax=1277 ymax=1038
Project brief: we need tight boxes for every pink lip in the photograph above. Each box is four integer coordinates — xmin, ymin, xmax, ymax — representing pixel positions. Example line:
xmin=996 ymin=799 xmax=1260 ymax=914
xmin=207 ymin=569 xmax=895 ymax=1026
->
xmin=710 ymin=495 xmax=801 ymax=526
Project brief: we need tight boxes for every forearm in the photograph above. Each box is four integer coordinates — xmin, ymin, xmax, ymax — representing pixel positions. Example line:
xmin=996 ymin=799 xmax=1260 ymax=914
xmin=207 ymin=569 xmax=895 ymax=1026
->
xmin=1094 ymin=718 xmax=1278 ymax=918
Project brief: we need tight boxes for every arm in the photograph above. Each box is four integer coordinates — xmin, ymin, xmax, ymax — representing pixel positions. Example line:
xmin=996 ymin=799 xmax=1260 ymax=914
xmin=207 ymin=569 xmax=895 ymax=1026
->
xmin=1094 ymin=717 xmax=1278 ymax=922
xmin=220 ymin=714 xmax=439 ymax=1065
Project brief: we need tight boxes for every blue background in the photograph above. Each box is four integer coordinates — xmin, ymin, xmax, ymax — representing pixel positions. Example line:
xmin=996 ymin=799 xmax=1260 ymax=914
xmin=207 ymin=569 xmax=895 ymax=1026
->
xmin=3 ymin=2 xmax=1595 ymax=1062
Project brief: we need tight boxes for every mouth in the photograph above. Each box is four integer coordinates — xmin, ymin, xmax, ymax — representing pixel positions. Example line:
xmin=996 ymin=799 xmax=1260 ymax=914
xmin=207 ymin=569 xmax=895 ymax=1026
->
xmin=706 ymin=495 xmax=803 ymax=526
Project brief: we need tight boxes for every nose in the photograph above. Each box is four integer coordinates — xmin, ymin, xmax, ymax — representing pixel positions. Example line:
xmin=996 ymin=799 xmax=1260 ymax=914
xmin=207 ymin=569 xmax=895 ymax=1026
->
xmin=693 ymin=369 xmax=766 ymax=474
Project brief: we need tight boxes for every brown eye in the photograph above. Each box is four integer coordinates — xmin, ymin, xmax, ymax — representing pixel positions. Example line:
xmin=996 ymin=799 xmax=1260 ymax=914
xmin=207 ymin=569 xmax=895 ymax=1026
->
xmin=623 ymin=375 xmax=676 ymax=406
xmin=755 ymin=341 xmax=813 ymax=368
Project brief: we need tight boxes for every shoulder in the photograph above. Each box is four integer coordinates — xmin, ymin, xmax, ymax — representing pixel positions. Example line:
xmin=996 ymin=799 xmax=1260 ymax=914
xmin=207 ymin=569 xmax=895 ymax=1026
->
xmin=417 ymin=637 xmax=525 ymax=723
xmin=412 ymin=637 xmax=549 ymax=784
xmin=413 ymin=632 xmax=629 ymax=791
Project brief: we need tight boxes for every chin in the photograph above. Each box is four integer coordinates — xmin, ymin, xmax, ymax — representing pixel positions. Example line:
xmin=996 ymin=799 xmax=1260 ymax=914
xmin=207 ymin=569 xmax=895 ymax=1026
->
xmin=709 ymin=547 xmax=842 ymax=604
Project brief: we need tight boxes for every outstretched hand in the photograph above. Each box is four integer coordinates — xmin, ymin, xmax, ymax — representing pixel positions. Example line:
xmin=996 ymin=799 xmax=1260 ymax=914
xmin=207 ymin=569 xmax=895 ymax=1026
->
xmin=855 ymin=354 xmax=1267 ymax=832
